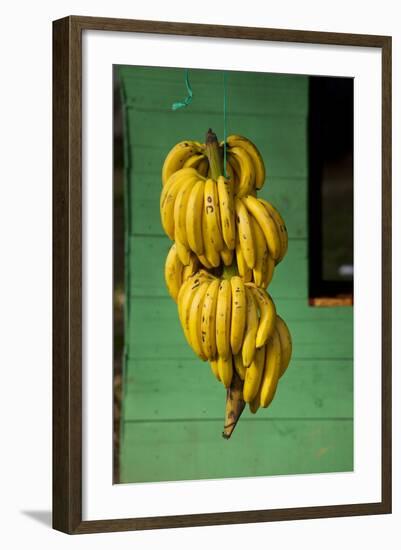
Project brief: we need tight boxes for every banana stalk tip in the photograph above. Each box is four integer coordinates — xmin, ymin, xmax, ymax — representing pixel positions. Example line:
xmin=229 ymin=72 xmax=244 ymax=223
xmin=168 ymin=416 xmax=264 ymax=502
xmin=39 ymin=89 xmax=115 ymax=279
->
xmin=206 ymin=128 xmax=218 ymax=144
xmin=222 ymin=370 xmax=245 ymax=439
xmin=222 ymin=421 xmax=241 ymax=439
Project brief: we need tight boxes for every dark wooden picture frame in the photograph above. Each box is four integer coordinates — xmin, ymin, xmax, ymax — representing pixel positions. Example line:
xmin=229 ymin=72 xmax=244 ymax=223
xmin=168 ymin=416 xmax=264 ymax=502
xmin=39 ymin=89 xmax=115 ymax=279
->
xmin=53 ymin=15 xmax=392 ymax=534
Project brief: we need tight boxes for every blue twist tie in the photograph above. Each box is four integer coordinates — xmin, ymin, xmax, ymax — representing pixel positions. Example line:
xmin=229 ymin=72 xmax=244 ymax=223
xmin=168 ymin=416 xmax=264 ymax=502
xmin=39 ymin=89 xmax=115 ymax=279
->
xmin=172 ymin=69 xmax=193 ymax=111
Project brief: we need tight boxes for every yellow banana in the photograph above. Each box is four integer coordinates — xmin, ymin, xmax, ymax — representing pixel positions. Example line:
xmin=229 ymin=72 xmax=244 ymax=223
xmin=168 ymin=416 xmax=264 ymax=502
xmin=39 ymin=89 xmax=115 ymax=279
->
xmin=164 ymin=243 xmax=183 ymax=302
xmin=217 ymin=352 xmax=233 ymax=388
xmin=226 ymin=156 xmax=241 ymax=196
xmin=276 ymin=315 xmax=292 ymax=378
xmin=247 ymin=285 xmax=276 ymax=348
xmin=230 ymin=276 xmax=247 ymax=355
xmin=161 ymin=167 xmax=196 ymax=201
xmin=243 ymin=345 xmax=266 ymax=403
xmin=241 ymin=195 xmax=281 ymax=261
xmin=220 ymin=246 xmax=234 ymax=266
xmin=233 ymin=353 xmax=246 ymax=381
xmin=209 ymin=358 xmax=221 ymax=381
xmin=217 ymin=175 xmax=236 ymax=250
xmin=249 ymin=387 xmax=261 ymax=414
xmin=249 ymin=214 xmax=268 ymax=287
xmin=186 ymin=179 xmax=205 ymax=255
xmin=162 ymin=141 xmax=203 ymax=186
xmin=259 ymin=198 xmax=288 ymax=263
xmin=216 ymin=279 xmax=232 ymax=359
xmin=183 ymin=152 xmax=206 ymax=170
xmin=234 ymin=197 xmax=256 ymax=269
xmin=177 ymin=275 xmax=204 ymax=345
xmin=160 ymin=169 xmax=199 ymax=239
xmin=174 ymin=177 xmax=195 ymax=248
xmin=200 ymin=278 xmax=220 ymax=360
xmin=242 ymin=287 xmax=258 ymax=367
xmin=204 ymin=178 xmax=224 ymax=252
xmin=201 ymin=200 xmax=221 ymax=267
xmin=261 ymin=247 xmax=275 ymax=288
xmin=188 ymin=281 xmax=210 ymax=361
xmin=161 ymin=165 xmax=200 ymax=197
xmin=228 ymin=146 xmax=255 ymax=197
xmin=175 ymin=239 xmax=191 ymax=265
xmin=260 ymin=330 xmax=281 ymax=407
xmin=227 ymin=135 xmax=266 ymax=190
xmin=214 ymin=184 xmax=224 ymax=251
xmin=235 ymin=234 xmax=252 ymax=282
xmin=177 ymin=277 xmax=193 ymax=324
xmin=227 ymin=153 xmax=240 ymax=183
xmin=224 ymin=160 xmax=237 ymax=186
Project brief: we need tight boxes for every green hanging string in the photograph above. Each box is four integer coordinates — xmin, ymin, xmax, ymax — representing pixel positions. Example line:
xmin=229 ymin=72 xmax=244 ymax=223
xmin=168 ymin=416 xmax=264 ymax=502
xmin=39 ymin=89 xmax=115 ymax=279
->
xmin=223 ymin=71 xmax=227 ymax=178
xmin=171 ymin=69 xmax=193 ymax=111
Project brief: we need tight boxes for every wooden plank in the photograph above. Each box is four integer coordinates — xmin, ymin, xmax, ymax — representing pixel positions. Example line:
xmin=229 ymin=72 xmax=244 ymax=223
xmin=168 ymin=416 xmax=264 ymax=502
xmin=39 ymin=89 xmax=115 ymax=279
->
xmin=119 ymin=65 xmax=309 ymax=89
xmin=123 ymin=358 xmax=353 ymax=421
xmin=128 ymin=176 xmax=307 ymax=238
xmin=127 ymin=237 xmax=308 ymax=299
xmin=120 ymin=69 xmax=308 ymax=116
xmin=125 ymin=295 xmax=353 ymax=360
xmin=126 ymin=112 xmax=308 ymax=179
xmin=120 ymin=418 xmax=353 ymax=483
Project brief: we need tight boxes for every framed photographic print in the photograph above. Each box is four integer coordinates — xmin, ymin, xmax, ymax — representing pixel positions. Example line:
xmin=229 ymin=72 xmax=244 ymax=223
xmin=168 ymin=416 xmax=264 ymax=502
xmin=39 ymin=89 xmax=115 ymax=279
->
xmin=53 ymin=16 xmax=392 ymax=534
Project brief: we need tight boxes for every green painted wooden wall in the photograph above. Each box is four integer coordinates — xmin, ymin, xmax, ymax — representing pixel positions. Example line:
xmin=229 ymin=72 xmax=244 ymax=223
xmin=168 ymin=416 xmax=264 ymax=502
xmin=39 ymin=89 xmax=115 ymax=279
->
xmin=118 ymin=66 xmax=353 ymax=483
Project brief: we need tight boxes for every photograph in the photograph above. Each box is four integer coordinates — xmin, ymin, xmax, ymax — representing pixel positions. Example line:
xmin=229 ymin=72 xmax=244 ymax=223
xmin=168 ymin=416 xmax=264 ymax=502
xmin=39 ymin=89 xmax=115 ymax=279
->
xmin=113 ymin=65 xmax=354 ymax=485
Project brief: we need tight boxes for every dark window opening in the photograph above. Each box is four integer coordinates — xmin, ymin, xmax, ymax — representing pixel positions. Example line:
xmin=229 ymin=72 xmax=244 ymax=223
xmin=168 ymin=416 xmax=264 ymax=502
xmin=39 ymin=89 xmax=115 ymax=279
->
xmin=308 ymin=76 xmax=354 ymax=306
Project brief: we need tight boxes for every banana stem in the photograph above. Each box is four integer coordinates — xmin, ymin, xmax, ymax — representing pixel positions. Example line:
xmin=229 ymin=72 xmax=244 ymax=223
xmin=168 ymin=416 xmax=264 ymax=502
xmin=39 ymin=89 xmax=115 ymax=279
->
xmin=205 ymin=129 xmax=245 ymax=439
xmin=222 ymin=260 xmax=239 ymax=280
xmin=222 ymin=370 xmax=246 ymax=439
xmin=205 ymin=128 xmax=223 ymax=180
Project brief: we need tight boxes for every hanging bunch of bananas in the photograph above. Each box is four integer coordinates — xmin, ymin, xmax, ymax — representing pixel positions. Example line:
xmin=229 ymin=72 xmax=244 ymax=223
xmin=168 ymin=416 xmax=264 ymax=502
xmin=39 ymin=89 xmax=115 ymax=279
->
xmin=160 ymin=129 xmax=292 ymax=438
xmin=160 ymin=138 xmax=288 ymax=284
xmin=176 ymin=272 xmax=291 ymax=410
